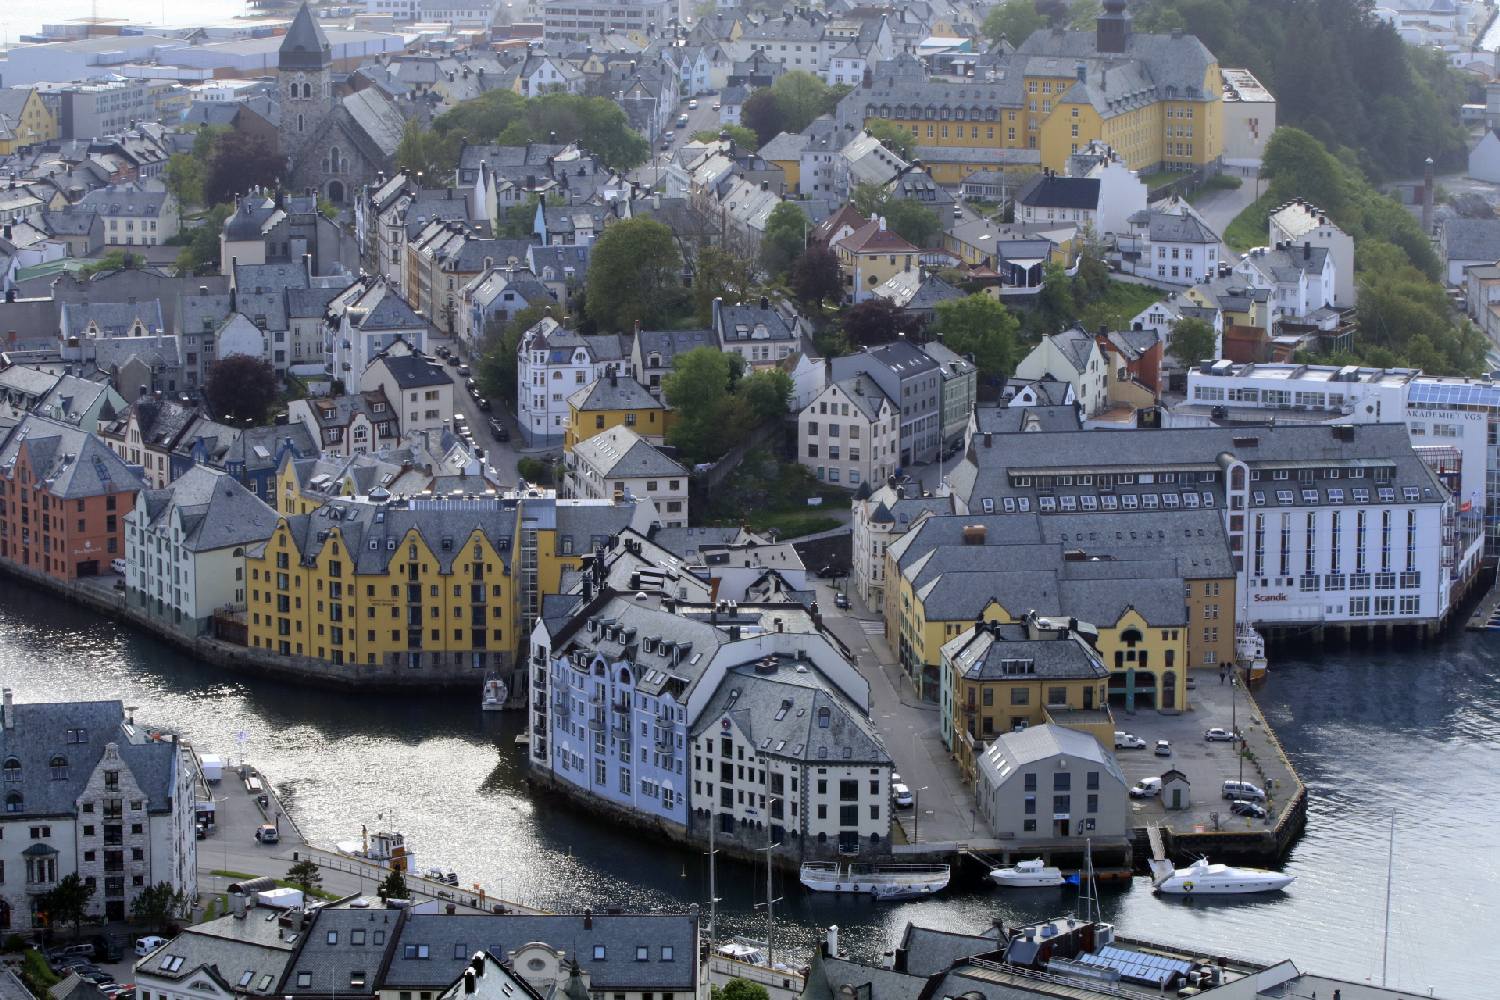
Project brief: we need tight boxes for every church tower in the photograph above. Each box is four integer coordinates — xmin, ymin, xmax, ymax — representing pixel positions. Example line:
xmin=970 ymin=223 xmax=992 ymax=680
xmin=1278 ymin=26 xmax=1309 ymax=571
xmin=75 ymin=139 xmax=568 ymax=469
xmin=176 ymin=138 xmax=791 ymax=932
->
xmin=278 ymin=2 xmax=333 ymax=171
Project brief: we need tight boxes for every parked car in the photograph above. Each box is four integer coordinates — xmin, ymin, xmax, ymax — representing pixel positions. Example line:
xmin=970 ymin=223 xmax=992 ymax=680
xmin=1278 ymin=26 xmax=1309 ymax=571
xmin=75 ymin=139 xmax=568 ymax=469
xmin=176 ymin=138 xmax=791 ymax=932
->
xmin=712 ymin=102 xmax=721 ymax=111
xmin=452 ymin=413 xmax=467 ymax=426
xmin=834 ymin=592 xmax=850 ymax=610
xmin=1205 ymin=727 xmax=1238 ymax=742
xmin=457 ymin=364 xmax=471 ymax=376
xmin=135 ymin=936 xmax=167 ymax=957
xmin=1114 ymin=732 xmax=1146 ymax=750
xmin=1229 ymin=799 xmax=1267 ymax=819
xmin=445 ymin=355 xmax=460 ymax=366
xmin=110 ymin=558 xmax=126 ymax=575
xmin=477 ymin=397 xmax=492 ymax=411
xmin=677 ymin=113 xmax=689 ymax=127
xmin=688 ymin=99 xmax=699 ymax=110
xmin=52 ymin=944 xmax=95 ymax=960
xmin=254 ymin=824 xmax=280 ymax=844
xmin=892 ymin=783 xmax=914 ymax=808
xmin=488 ymin=419 xmax=509 ymax=442
xmin=1222 ymin=780 xmax=1266 ymax=802
xmin=1153 ymin=739 xmax=1172 ymax=757
xmin=1129 ymin=777 xmax=1162 ymax=799
xmin=80 ymin=973 xmax=115 ymax=987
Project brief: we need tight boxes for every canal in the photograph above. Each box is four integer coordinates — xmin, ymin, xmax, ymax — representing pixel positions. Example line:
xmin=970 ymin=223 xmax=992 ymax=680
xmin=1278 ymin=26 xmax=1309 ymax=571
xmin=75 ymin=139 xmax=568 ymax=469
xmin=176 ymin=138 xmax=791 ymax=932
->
xmin=2 ymin=584 xmax=1497 ymax=996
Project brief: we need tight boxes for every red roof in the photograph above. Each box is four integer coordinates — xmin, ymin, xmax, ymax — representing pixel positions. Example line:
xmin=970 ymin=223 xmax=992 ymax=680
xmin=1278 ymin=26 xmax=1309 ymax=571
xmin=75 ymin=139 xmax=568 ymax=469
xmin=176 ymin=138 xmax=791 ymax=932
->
xmin=840 ymin=218 xmax=919 ymax=255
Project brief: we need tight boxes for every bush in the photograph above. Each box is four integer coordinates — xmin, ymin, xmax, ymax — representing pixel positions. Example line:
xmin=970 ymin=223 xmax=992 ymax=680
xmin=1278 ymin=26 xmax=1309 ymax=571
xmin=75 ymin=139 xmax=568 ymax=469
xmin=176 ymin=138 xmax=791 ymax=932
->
xmin=2 ymin=934 xmax=26 ymax=953
xmin=1202 ymin=174 xmax=1242 ymax=192
xmin=517 ymin=457 xmax=554 ymax=485
xmin=21 ymin=948 xmax=61 ymax=999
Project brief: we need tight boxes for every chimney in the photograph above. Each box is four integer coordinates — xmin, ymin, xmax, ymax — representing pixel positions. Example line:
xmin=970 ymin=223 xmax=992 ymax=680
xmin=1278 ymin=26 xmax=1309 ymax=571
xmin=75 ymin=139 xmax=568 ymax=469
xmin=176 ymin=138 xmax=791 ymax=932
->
xmin=878 ymin=215 xmax=887 ymax=232
xmin=962 ymin=524 xmax=986 ymax=546
xmin=230 ymin=891 xmax=248 ymax=918
xmin=760 ymin=295 xmax=769 ymax=310
xmin=1422 ymin=156 xmax=1435 ymax=234
xmin=1 ymin=689 xmax=12 ymax=730
xmin=1303 ymin=241 xmax=1310 ymax=260
xmin=983 ymin=431 xmax=993 ymax=448
xmin=445 ymin=902 xmax=457 ymax=915
xmin=463 ymin=971 xmax=477 ymax=995
xmin=608 ymin=370 xmax=617 ymax=387
xmin=583 ymin=908 xmax=593 ymax=930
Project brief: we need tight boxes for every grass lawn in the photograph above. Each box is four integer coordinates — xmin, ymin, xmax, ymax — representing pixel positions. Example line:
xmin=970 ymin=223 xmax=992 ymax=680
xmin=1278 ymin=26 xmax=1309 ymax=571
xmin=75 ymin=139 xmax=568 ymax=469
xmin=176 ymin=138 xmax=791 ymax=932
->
xmin=1223 ymin=192 xmax=1276 ymax=252
xmin=705 ymin=447 xmax=850 ymax=538
xmin=1077 ymin=279 xmax=1169 ymax=331
xmin=1135 ymin=170 xmax=1179 ymax=189
xmin=208 ymin=868 xmax=340 ymax=901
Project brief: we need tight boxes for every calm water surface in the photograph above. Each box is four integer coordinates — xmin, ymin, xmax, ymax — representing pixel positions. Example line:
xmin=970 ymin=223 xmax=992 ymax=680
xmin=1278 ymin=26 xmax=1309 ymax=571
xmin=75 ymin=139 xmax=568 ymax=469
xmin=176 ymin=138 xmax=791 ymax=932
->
xmin=2 ymin=1 xmax=268 ymax=45
xmin=3 ymin=586 xmax=1498 ymax=996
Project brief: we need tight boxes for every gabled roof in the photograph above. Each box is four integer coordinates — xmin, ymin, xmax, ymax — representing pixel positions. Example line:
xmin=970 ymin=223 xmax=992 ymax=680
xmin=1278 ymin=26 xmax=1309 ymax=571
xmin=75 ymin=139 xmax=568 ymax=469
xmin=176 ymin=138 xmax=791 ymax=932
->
xmin=135 ymin=466 xmax=280 ymax=552
xmin=567 ymin=374 xmax=662 ymax=413
xmin=571 ymin=425 xmax=686 ymax=479
xmin=0 ymin=414 xmax=143 ymax=499
xmin=1016 ymin=173 xmax=1099 ymax=210
xmin=840 ymin=218 xmax=918 ymax=255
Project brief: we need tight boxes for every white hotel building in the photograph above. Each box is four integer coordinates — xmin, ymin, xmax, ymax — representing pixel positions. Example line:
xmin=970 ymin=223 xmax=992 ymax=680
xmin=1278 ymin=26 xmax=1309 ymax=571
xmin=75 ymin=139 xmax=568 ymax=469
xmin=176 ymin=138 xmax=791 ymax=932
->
xmin=1175 ymin=361 xmax=1499 ymax=557
xmin=529 ymin=575 xmax=892 ymax=857
xmin=950 ymin=421 xmax=1477 ymax=634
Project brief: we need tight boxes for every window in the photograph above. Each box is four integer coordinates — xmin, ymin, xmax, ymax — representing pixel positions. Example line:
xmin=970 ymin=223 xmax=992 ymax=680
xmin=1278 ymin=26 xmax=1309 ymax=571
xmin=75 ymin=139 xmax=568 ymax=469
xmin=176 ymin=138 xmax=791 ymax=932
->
xmin=661 ymin=946 xmax=674 ymax=961
xmin=636 ymin=947 xmax=649 ymax=961
xmin=594 ymin=946 xmax=607 ymax=960
xmin=297 ymin=974 xmax=312 ymax=988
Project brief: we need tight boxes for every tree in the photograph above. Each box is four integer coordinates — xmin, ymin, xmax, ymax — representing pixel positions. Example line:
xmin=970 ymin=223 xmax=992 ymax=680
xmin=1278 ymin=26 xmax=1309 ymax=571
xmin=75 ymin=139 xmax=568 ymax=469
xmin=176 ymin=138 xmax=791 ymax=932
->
xmin=881 ymin=200 xmax=941 ymax=248
xmin=477 ymin=303 xmax=552 ymax=403
xmin=204 ymin=129 xmax=285 ymax=206
xmin=432 ymin=89 xmax=526 ymax=142
xmin=131 ymin=882 xmax=188 ymax=932
xmin=395 ymin=121 xmax=459 ymax=180
xmin=663 ymin=347 xmax=737 ymax=464
xmin=791 ymin=244 xmax=844 ymax=306
xmin=1168 ymin=317 xmax=1218 ymax=364
xmin=742 ymin=89 xmax=786 ymax=146
xmin=40 ymin=874 xmax=94 ymax=939
xmin=286 ymin=859 xmax=324 ymax=897
xmin=83 ymin=249 xmax=146 ymax=275
xmin=165 ymin=153 xmax=206 ymax=210
xmin=204 ymin=355 xmax=279 ymax=425
xmin=693 ymin=125 xmax=759 ymax=149
xmin=843 ymin=298 xmax=910 ymax=347
xmin=863 ymin=119 xmax=914 ymax=159
xmin=495 ymin=93 xmax=649 ymax=170
xmin=769 ymin=71 xmax=835 ymax=134
xmin=496 ymin=194 xmax=541 ymax=240
xmin=377 ymin=868 xmax=409 ymax=901
xmin=175 ymin=202 xmax=233 ymax=276
xmin=585 ymin=218 xmax=683 ymax=331
xmin=738 ymin=369 xmax=792 ymax=424
xmin=850 ymin=181 xmax=886 ymax=218
xmin=692 ymin=246 xmax=759 ymax=327
xmin=716 ymin=980 xmax=771 ymax=1000
xmin=760 ymin=202 xmax=808 ymax=277
xmin=932 ymin=294 xmax=1021 ymax=381
xmin=982 ymin=0 xmax=1048 ymax=44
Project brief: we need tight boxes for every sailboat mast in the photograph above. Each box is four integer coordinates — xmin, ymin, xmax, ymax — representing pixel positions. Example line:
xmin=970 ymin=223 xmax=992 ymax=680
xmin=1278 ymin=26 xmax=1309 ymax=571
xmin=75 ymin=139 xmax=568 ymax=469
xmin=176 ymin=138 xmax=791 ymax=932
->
xmin=707 ymin=815 xmax=717 ymax=948
xmin=765 ymin=819 xmax=775 ymax=968
xmin=1381 ymin=813 xmax=1395 ymax=987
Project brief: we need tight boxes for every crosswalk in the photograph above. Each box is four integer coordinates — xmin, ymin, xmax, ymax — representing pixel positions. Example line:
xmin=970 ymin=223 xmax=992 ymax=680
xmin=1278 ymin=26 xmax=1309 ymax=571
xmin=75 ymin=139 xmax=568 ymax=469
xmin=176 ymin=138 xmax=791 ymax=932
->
xmin=856 ymin=619 xmax=886 ymax=637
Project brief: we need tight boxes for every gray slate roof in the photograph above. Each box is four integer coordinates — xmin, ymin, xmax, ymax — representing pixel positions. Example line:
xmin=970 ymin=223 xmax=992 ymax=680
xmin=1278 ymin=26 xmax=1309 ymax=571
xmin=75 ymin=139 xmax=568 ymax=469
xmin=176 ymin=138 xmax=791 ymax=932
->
xmin=567 ymin=374 xmax=662 ymax=413
xmin=694 ymin=661 xmax=889 ymax=765
xmin=571 ymin=425 xmax=685 ymax=479
xmin=136 ymin=466 xmax=280 ymax=552
xmin=0 ymin=414 xmax=143 ymax=499
xmin=1442 ymin=217 xmax=1500 ymax=261
xmin=1148 ymin=211 xmax=1218 ymax=245
xmin=370 ymin=352 xmax=452 ymax=389
xmin=138 ymin=912 xmax=296 ymax=994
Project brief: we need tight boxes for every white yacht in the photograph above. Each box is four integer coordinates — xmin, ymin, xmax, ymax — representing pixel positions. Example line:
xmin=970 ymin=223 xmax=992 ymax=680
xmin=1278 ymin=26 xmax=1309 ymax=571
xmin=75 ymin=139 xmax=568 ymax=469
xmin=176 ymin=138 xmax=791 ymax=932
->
xmin=708 ymin=939 xmax=806 ymax=1000
xmin=800 ymin=862 xmax=950 ymax=896
xmin=481 ymin=674 xmax=508 ymax=711
xmin=1235 ymin=622 xmax=1268 ymax=682
xmin=1153 ymin=856 xmax=1294 ymax=895
xmin=990 ymin=859 xmax=1066 ymax=888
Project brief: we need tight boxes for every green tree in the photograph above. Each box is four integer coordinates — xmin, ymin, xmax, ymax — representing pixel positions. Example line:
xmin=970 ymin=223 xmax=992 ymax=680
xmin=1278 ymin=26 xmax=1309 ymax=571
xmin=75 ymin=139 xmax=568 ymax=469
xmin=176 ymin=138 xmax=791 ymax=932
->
xmin=850 ymin=181 xmax=886 ymax=218
xmin=83 ymin=249 xmax=146 ymax=275
xmin=770 ymin=71 xmax=834 ymax=133
xmin=432 ymin=88 xmax=526 ymax=141
xmin=496 ymin=195 xmax=541 ymax=240
xmin=175 ymin=202 xmax=233 ymax=276
xmin=881 ymin=200 xmax=940 ymax=248
xmin=863 ymin=119 xmax=915 ymax=159
xmin=693 ymin=125 xmax=760 ymax=149
xmin=663 ymin=347 xmax=738 ymax=463
xmin=204 ymin=355 xmax=279 ymax=425
xmin=395 ymin=121 xmax=460 ymax=181
xmin=1033 ymin=261 xmax=1077 ymax=332
xmin=286 ymin=859 xmax=324 ymax=897
xmin=585 ymin=218 xmax=683 ymax=331
xmin=495 ymin=93 xmax=649 ymax=170
xmin=738 ymin=368 xmax=792 ymax=424
xmin=165 ymin=153 xmax=205 ymax=209
xmin=377 ymin=868 xmax=409 ymax=901
xmin=760 ymin=202 xmax=808 ymax=277
xmin=982 ymin=0 xmax=1048 ymax=44
xmin=477 ymin=303 xmax=553 ymax=403
xmin=131 ymin=882 xmax=188 ymax=932
xmin=692 ymin=246 xmax=759 ymax=327
xmin=1167 ymin=317 xmax=1217 ymax=364
xmin=932 ymin=294 xmax=1020 ymax=381
xmin=716 ymin=980 xmax=771 ymax=1000
xmin=791 ymin=244 xmax=844 ymax=306
xmin=40 ymin=874 xmax=94 ymax=939
xmin=742 ymin=89 xmax=787 ymax=147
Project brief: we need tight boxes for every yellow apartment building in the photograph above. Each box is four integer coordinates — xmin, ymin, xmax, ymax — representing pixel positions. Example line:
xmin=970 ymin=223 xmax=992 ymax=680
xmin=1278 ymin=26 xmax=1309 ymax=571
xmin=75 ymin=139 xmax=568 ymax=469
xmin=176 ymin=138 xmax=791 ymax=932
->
xmin=563 ymin=372 xmax=669 ymax=451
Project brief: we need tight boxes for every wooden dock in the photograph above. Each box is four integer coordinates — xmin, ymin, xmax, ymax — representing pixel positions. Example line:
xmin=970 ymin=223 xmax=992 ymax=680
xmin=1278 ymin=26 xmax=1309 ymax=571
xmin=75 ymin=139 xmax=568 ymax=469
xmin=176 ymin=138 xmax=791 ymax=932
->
xmin=1466 ymin=571 xmax=1500 ymax=630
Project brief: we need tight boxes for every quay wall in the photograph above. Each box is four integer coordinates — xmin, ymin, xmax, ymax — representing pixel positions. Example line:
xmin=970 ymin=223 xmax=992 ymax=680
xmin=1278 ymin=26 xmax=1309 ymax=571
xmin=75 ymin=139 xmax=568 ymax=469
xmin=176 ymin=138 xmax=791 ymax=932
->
xmin=0 ymin=561 xmax=490 ymax=692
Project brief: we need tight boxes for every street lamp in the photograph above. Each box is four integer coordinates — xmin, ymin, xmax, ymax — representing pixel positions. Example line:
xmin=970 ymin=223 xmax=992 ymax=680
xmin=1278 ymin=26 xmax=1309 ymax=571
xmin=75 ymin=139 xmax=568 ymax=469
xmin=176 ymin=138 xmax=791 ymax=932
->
xmin=912 ymin=786 xmax=928 ymax=843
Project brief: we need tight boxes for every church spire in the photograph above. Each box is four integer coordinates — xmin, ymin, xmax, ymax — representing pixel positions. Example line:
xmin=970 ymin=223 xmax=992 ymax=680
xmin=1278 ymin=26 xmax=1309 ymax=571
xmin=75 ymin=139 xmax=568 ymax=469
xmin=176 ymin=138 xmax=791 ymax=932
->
xmin=279 ymin=2 xmax=331 ymax=72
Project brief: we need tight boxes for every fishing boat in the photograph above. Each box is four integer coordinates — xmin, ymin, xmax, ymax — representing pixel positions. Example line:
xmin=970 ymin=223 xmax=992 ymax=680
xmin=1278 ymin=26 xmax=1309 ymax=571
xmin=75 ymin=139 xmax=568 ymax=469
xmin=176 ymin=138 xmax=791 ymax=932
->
xmin=1235 ymin=622 xmax=1268 ymax=682
xmin=481 ymin=674 xmax=508 ymax=711
xmin=799 ymin=861 xmax=950 ymax=896
xmin=335 ymin=826 xmax=416 ymax=873
xmin=990 ymin=858 xmax=1066 ymax=888
xmin=1151 ymin=856 xmax=1294 ymax=895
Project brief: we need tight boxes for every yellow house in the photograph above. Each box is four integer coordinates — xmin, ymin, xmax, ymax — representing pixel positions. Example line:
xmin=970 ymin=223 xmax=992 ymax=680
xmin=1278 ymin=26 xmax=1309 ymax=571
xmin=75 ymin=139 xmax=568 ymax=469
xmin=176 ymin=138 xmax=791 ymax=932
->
xmin=941 ymin=614 xmax=1114 ymax=782
xmin=832 ymin=216 xmax=920 ymax=303
xmin=0 ymin=89 xmax=60 ymax=154
xmin=563 ymin=372 xmax=669 ymax=451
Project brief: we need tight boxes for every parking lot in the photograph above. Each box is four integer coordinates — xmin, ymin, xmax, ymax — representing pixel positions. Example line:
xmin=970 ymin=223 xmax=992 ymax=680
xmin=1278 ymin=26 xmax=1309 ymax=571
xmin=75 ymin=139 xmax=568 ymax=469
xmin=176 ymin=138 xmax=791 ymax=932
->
xmin=1112 ymin=671 xmax=1297 ymax=836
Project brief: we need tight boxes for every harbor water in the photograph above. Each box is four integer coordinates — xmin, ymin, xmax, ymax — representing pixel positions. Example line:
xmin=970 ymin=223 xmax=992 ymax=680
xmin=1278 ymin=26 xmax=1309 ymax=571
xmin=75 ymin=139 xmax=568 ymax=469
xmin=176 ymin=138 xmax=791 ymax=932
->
xmin=2 ymin=584 xmax=1497 ymax=996
xmin=1 ymin=1 xmax=267 ymax=45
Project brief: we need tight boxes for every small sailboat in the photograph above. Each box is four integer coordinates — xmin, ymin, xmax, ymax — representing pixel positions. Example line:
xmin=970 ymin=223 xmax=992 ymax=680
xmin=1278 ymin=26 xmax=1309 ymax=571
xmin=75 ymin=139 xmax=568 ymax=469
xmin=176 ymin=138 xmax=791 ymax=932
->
xmin=1152 ymin=856 xmax=1294 ymax=895
xmin=990 ymin=858 xmax=1066 ymax=888
xmin=704 ymin=813 xmax=806 ymax=1000
xmin=481 ymin=673 xmax=508 ymax=711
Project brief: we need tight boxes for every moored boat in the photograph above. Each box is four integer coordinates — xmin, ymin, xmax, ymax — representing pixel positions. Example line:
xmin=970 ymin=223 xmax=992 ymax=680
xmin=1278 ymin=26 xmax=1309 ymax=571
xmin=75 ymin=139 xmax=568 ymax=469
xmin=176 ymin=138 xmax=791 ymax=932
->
xmin=1235 ymin=622 xmax=1269 ymax=681
xmin=799 ymin=861 xmax=950 ymax=896
xmin=481 ymin=673 xmax=508 ymax=711
xmin=708 ymin=939 xmax=807 ymax=1000
xmin=990 ymin=858 xmax=1066 ymax=888
xmin=1152 ymin=856 xmax=1294 ymax=895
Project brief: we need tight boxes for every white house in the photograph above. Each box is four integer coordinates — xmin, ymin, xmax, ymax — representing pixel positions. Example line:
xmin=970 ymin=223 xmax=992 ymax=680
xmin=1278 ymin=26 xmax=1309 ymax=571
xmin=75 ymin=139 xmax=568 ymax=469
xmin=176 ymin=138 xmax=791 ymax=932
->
xmin=1470 ymin=129 xmax=1500 ymax=186
xmin=564 ymin=425 xmax=689 ymax=527
xmin=1066 ymin=141 xmax=1148 ymax=237
xmin=287 ymin=391 xmax=400 ymax=458
xmin=125 ymin=466 xmax=281 ymax=635
xmin=1268 ymin=199 xmax=1356 ymax=308
xmin=326 ymin=276 xmax=429 ymax=382
xmin=0 ymin=690 xmax=197 ymax=929
xmin=850 ymin=479 xmax=953 ymax=607
xmin=1013 ymin=327 xmax=1109 ymax=418
xmin=358 ymin=344 xmax=455 ymax=436
xmin=214 ymin=314 xmax=269 ymax=365
xmin=516 ymin=317 xmax=628 ymax=447
xmin=974 ymin=722 xmax=1128 ymax=843
xmin=1131 ymin=209 xmax=1220 ymax=286
xmin=75 ymin=179 xmax=180 ymax=247
xmin=797 ymin=374 xmax=900 ymax=490
xmin=132 ymin=908 xmax=297 ymax=1000
xmin=1233 ymin=243 xmax=1337 ymax=322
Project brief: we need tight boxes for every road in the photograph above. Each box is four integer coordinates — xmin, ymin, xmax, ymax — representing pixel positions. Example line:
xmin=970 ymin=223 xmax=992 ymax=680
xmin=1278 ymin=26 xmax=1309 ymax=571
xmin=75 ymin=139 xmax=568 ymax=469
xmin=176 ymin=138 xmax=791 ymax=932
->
xmin=1191 ymin=169 xmax=1262 ymax=258
xmin=422 ymin=330 xmax=535 ymax=479
xmin=630 ymin=98 xmax=732 ymax=191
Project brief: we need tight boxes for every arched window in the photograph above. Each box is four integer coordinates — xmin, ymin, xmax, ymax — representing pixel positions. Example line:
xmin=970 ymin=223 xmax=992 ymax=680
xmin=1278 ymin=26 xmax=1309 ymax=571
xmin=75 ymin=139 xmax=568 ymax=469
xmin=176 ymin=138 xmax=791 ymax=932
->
xmin=816 ymin=707 xmax=831 ymax=728
xmin=303 ymin=82 xmax=312 ymax=99
xmin=2 ymin=757 xmax=18 ymax=781
xmin=1121 ymin=628 xmax=1143 ymax=647
xmin=49 ymin=755 xmax=67 ymax=780
xmin=4 ymin=791 xmax=21 ymax=813
xmin=616 ymin=666 xmax=632 ymax=685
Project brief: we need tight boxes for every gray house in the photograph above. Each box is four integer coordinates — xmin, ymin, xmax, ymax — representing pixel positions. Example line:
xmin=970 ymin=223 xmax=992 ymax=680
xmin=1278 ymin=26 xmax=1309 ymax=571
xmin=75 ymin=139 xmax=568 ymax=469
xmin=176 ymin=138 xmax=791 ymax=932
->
xmin=975 ymin=723 xmax=1127 ymax=844
xmin=829 ymin=340 xmax=943 ymax=466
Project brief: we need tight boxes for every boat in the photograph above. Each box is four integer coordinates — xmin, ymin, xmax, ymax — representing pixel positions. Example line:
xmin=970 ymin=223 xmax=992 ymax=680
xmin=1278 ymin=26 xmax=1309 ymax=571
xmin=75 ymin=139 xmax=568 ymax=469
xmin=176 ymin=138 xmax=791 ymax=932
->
xmin=335 ymin=826 xmax=416 ymax=873
xmin=1151 ymin=856 xmax=1294 ymax=895
xmin=1235 ymin=622 xmax=1268 ymax=682
xmin=871 ymin=882 xmax=943 ymax=902
xmin=703 ymin=814 xmax=806 ymax=1000
xmin=799 ymin=861 xmax=950 ymax=896
xmin=481 ymin=674 xmax=508 ymax=711
xmin=989 ymin=858 xmax=1066 ymax=888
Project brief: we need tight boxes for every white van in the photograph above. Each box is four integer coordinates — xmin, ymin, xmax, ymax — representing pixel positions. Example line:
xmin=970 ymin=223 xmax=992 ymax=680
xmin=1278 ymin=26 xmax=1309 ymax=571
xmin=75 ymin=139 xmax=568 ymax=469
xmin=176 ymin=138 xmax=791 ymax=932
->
xmin=1222 ymin=779 xmax=1266 ymax=802
xmin=110 ymin=558 xmax=127 ymax=575
xmin=135 ymin=936 xmax=167 ymax=957
xmin=1129 ymin=776 xmax=1162 ymax=799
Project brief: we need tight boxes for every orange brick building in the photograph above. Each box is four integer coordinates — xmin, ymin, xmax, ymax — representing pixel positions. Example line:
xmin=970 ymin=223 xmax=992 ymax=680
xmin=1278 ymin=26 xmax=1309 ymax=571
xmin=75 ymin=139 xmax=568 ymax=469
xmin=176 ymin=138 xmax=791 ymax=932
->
xmin=0 ymin=415 xmax=143 ymax=581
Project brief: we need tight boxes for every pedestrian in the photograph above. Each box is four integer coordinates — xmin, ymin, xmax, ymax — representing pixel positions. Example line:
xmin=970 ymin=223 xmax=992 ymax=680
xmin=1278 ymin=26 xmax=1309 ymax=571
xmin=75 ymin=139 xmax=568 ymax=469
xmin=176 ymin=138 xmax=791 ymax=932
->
xmin=1219 ymin=666 xmax=1226 ymax=684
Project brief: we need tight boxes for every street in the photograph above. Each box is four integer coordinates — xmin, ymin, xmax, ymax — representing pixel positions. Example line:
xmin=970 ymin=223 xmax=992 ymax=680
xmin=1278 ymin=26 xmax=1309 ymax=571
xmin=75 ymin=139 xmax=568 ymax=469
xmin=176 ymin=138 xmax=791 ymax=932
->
xmin=630 ymin=98 xmax=731 ymax=191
